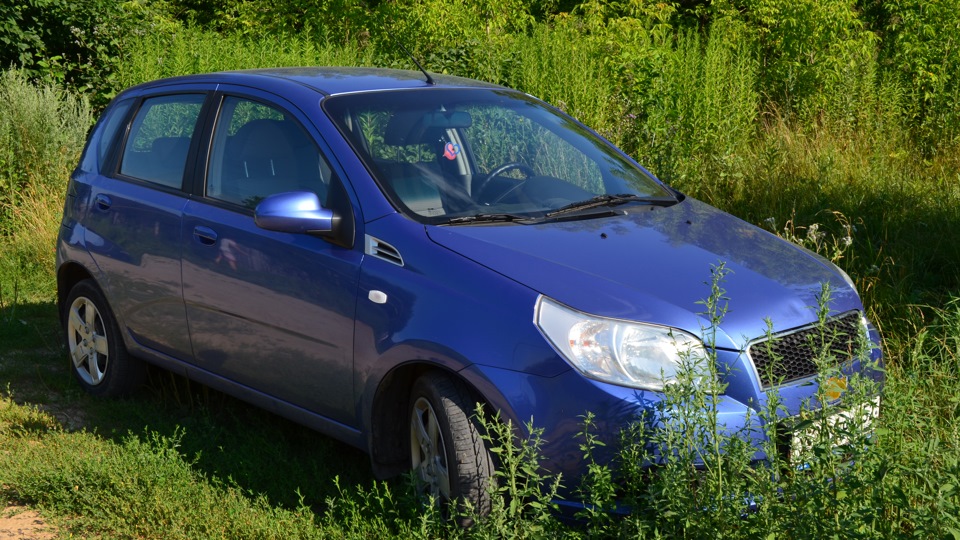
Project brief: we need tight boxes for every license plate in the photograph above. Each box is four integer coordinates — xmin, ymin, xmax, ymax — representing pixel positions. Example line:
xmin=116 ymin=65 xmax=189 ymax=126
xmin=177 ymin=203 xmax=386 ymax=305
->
xmin=789 ymin=396 xmax=881 ymax=464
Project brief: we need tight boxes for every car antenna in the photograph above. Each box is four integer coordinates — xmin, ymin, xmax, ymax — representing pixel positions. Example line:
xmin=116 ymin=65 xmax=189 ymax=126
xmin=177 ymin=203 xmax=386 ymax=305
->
xmin=379 ymin=22 xmax=435 ymax=85
xmin=398 ymin=41 xmax=435 ymax=85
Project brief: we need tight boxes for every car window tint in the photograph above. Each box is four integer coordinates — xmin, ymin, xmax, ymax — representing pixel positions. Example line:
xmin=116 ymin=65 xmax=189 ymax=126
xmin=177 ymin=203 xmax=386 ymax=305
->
xmin=206 ymin=96 xmax=332 ymax=209
xmin=119 ymin=94 xmax=204 ymax=189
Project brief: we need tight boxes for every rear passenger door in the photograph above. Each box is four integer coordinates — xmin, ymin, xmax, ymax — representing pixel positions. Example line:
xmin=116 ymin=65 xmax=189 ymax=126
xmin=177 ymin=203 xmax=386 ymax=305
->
xmin=83 ymin=90 xmax=209 ymax=361
xmin=180 ymin=90 xmax=362 ymax=425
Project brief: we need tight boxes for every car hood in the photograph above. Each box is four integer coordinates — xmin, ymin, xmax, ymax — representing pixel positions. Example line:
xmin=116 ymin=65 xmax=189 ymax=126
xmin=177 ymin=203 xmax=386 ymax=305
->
xmin=426 ymin=198 xmax=861 ymax=350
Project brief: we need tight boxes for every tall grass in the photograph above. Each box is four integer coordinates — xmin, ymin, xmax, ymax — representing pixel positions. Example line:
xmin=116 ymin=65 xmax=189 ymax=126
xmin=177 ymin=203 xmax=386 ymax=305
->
xmin=115 ymin=27 xmax=378 ymax=90
xmin=0 ymin=70 xmax=92 ymax=300
xmin=506 ymin=23 xmax=619 ymax=139
xmin=622 ymin=18 xmax=760 ymax=198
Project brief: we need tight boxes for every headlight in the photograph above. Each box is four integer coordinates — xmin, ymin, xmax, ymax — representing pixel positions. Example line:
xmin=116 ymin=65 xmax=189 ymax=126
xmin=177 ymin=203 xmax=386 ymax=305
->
xmin=535 ymin=296 xmax=708 ymax=391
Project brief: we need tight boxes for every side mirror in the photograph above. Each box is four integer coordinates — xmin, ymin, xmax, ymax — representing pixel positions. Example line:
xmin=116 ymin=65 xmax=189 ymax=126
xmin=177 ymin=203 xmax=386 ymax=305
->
xmin=254 ymin=191 xmax=335 ymax=234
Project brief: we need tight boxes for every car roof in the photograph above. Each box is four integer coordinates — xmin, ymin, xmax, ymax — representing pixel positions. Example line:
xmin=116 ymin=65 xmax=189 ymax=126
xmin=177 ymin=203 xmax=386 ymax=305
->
xmin=125 ymin=67 xmax=504 ymax=96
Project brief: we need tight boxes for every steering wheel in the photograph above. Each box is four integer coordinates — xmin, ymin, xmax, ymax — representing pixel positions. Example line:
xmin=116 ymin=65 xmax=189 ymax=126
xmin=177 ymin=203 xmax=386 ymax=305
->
xmin=474 ymin=162 xmax=536 ymax=203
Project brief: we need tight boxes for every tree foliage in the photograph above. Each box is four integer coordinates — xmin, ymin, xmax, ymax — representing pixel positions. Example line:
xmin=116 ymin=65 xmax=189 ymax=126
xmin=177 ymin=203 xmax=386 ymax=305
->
xmin=0 ymin=0 xmax=957 ymax=148
xmin=870 ymin=0 xmax=960 ymax=148
xmin=0 ymin=0 xmax=149 ymax=103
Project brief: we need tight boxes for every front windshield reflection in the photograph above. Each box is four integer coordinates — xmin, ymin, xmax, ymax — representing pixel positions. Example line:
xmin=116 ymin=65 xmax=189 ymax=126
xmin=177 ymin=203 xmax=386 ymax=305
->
xmin=323 ymin=89 xmax=674 ymax=224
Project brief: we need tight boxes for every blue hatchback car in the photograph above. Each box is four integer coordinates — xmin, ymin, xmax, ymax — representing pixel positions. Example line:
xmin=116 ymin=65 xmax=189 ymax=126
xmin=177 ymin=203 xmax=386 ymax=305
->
xmin=57 ymin=67 xmax=882 ymax=514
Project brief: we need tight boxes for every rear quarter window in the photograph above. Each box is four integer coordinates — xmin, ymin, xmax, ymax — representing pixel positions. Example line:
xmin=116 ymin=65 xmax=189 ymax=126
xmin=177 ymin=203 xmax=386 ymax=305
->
xmin=78 ymin=98 xmax=133 ymax=174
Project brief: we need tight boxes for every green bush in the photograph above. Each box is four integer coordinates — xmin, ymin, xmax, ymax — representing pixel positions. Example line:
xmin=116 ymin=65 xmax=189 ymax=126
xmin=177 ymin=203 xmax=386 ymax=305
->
xmin=708 ymin=0 xmax=875 ymax=116
xmin=0 ymin=0 xmax=148 ymax=105
xmin=160 ymin=0 xmax=374 ymax=44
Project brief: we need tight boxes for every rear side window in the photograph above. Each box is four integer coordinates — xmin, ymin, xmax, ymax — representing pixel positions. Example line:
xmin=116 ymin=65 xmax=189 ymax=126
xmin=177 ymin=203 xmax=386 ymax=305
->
xmin=120 ymin=94 xmax=205 ymax=189
xmin=97 ymin=99 xmax=134 ymax=166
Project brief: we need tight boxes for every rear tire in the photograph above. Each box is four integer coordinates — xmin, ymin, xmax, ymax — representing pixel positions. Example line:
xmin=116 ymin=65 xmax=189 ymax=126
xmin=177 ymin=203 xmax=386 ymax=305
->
xmin=63 ymin=279 xmax=145 ymax=397
xmin=409 ymin=372 xmax=494 ymax=525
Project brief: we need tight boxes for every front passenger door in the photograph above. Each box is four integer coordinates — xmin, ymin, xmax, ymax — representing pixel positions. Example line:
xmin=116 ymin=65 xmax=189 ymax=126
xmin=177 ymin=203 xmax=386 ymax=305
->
xmin=181 ymin=93 xmax=362 ymax=425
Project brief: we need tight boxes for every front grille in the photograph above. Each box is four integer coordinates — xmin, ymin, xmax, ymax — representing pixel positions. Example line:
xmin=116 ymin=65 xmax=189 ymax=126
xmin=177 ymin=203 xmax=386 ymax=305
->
xmin=747 ymin=311 xmax=864 ymax=389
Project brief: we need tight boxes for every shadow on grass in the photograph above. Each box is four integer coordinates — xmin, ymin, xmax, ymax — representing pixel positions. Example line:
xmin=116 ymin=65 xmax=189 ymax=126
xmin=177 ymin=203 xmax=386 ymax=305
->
xmin=0 ymin=300 xmax=375 ymax=514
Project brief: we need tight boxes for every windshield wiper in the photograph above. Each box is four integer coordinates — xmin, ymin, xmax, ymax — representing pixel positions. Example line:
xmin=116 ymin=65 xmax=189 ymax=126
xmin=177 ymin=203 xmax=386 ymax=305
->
xmin=545 ymin=194 xmax=676 ymax=218
xmin=444 ymin=213 xmax=534 ymax=225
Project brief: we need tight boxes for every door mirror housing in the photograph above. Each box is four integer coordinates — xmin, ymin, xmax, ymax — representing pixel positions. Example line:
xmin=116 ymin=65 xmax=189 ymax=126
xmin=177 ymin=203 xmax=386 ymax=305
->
xmin=254 ymin=191 xmax=336 ymax=235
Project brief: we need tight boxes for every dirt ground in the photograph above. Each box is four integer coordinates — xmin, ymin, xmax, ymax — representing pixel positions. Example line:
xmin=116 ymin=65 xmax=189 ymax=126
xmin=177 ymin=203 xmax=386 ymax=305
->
xmin=0 ymin=505 xmax=57 ymax=539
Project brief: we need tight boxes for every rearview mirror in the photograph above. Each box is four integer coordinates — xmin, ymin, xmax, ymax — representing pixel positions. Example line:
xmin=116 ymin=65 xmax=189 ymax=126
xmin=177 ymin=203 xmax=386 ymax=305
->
xmin=423 ymin=111 xmax=472 ymax=129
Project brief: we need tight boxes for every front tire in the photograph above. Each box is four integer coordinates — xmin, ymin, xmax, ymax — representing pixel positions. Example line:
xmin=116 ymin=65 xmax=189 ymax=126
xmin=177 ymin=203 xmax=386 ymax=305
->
xmin=409 ymin=372 xmax=494 ymax=524
xmin=64 ymin=279 xmax=145 ymax=397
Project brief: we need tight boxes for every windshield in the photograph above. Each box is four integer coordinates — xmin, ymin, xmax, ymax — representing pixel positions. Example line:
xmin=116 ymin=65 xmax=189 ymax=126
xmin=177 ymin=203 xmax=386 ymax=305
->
xmin=323 ymin=88 xmax=675 ymax=224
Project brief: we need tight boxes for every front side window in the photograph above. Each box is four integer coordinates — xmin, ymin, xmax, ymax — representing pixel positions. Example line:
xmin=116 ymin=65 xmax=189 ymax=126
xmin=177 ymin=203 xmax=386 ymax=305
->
xmin=206 ymin=97 xmax=333 ymax=209
xmin=120 ymin=94 xmax=205 ymax=188
xmin=324 ymin=89 xmax=674 ymax=224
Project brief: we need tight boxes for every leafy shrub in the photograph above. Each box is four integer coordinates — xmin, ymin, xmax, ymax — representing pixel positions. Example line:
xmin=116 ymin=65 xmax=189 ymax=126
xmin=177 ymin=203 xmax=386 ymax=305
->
xmin=373 ymin=0 xmax=532 ymax=84
xmin=709 ymin=0 xmax=876 ymax=117
xmin=0 ymin=0 xmax=148 ymax=105
xmin=161 ymin=0 xmax=374 ymax=45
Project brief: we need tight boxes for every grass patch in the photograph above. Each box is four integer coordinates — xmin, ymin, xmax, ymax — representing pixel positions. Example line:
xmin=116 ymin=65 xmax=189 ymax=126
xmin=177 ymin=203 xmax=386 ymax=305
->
xmin=0 ymin=309 xmax=381 ymax=538
xmin=0 ymin=413 xmax=326 ymax=538
xmin=2 ymin=274 xmax=960 ymax=537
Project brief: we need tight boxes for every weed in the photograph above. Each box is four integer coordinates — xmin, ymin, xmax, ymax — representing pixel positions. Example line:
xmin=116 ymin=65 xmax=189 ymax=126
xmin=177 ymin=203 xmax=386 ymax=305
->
xmin=471 ymin=408 xmax=564 ymax=539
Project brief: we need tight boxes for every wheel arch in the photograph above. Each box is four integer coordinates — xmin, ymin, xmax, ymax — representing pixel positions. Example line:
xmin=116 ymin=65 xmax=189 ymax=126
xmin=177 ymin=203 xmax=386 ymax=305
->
xmin=367 ymin=361 xmax=513 ymax=480
xmin=57 ymin=262 xmax=96 ymax=323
